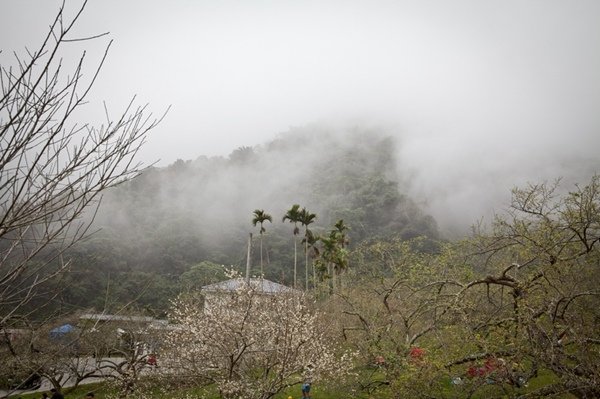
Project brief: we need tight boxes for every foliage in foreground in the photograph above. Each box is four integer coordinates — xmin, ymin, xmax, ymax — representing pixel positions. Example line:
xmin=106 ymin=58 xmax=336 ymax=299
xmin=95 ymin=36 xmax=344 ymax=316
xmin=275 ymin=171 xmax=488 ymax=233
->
xmin=336 ymin=175 xmax=600 ymax=398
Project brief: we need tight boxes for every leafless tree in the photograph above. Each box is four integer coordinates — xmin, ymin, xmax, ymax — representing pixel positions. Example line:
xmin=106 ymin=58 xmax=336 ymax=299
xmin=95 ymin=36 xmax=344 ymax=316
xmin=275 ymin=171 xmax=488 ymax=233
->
xmin=82 ymin=316 xmax=161 ymax=399
xmin=0 ymin=0 xmax=166 ymax=326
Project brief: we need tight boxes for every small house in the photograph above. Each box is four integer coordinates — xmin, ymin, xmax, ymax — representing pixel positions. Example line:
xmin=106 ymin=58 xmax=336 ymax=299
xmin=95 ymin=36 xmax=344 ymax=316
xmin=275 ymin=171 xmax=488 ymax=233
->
xmin=201 ymin=277 xmax=297 ymax=312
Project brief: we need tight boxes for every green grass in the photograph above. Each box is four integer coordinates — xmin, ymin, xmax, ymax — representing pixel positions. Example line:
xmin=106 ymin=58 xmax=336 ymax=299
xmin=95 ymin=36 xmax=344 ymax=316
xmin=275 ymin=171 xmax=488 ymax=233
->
xmin=7 ymin=382 xmax=341 ymax=399
xmin=6 ymin=368 xmax=577 ymax=399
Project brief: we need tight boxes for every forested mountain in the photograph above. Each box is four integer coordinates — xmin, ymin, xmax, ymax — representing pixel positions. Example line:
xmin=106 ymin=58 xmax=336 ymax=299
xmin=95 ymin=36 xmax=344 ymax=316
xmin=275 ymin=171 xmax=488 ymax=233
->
xmin=59 ymin=125 xmax=440 ymax=314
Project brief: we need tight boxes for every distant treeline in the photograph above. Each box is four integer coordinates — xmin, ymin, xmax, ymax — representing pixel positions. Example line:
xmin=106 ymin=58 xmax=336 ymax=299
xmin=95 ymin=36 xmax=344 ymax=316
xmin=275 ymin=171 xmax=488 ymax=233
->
xmin=43 ymin=126 xmax=441 ymax=316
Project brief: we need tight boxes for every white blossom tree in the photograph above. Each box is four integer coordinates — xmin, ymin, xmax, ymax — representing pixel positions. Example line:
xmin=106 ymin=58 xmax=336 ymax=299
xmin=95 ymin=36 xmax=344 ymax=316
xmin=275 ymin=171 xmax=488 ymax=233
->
xmin=163 ymin=283 xmax=354 ymax=399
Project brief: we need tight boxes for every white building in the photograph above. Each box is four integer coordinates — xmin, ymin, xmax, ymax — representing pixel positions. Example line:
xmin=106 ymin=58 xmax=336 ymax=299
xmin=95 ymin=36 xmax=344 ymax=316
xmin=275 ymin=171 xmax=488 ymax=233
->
xmin=201 ymin=277 xmax=297 ymax=312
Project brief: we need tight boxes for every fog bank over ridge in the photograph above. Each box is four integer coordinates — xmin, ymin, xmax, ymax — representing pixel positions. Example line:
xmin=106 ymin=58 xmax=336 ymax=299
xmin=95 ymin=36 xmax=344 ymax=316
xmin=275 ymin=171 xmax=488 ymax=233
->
xmin=218 ymin=121 xmax=600 ymax=235
xmin=219 ymin=121 xmax=600 ymax=235
xmin=395 ymin=123 xmax=600 ymax=234
xmin=103 ymin=122 xmax=600 ymax=237
xmin=95 ymin=126 xmax=436 ymax=255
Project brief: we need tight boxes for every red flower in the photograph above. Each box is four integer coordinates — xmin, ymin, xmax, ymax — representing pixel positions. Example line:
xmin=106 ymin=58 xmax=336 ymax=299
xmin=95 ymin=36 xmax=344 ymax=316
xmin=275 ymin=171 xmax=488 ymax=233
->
xmin=467 ymin=366 xmax=478 ymax=377
xmin=409 ymin=347 xmax=425 ymax=359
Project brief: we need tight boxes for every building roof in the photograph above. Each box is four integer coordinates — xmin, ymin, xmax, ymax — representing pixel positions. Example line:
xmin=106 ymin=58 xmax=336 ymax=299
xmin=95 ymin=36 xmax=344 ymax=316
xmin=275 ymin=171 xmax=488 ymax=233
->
xmin=201 ymin=278 xmax=296 ymax=295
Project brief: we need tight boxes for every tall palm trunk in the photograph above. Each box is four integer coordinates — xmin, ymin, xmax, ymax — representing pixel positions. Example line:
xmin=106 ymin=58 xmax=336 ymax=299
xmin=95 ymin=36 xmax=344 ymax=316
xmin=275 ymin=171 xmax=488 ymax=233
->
xmin=283 ymin=205 xmax=302 ymax=290
xmin=293 ymin=236 xmax=297 ymax=289
xmin=259 ymin=233 xmax=264 ymax=277
xmin=305 ymin=240 xmax=309 ymax=290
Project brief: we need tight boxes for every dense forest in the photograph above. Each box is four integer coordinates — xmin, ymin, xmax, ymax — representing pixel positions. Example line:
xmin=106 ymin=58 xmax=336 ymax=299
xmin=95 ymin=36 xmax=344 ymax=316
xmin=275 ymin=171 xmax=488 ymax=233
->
xmin=50 ymin=126 xmax=439 ymax=315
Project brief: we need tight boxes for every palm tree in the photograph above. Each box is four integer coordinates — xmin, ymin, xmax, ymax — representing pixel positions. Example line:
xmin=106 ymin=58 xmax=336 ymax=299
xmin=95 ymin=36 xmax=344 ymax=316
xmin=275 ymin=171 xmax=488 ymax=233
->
xmin=333 ymin=219 xmax=349 ymax=250
xmin=331 ymin=219 xmax=350 ymax=291
xmin=282 ymin=204 xmax=302 ymax=288
xmin=252 ymin=209 xmax=272 ymax=277
xmin=299 ymin=207 xmax=316 ymax=290
xmin=302 ymin=229 xmax=320 ymax=290
xmin=318 ymin=233 xmax=337 ymax=293
xmin=318 ymin=220 xmax=350 ymax=293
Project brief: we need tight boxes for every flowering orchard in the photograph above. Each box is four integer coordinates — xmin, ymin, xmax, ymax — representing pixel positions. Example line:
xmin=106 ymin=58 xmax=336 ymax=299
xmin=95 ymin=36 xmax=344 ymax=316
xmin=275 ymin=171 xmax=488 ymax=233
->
xmin=163 ymin=282 xmax=354 ymax=399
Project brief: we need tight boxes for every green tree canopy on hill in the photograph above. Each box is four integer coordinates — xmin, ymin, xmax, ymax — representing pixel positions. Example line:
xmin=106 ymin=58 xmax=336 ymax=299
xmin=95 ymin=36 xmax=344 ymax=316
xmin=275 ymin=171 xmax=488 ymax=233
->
xmin=51 ymin=127 xmax=441 ymax=313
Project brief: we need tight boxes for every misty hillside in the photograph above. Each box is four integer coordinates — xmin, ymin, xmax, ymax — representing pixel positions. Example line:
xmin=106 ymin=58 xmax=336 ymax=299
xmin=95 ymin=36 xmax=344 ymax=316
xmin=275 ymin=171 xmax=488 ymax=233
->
xmin=60 ymin=126 xmax=439 ymax=313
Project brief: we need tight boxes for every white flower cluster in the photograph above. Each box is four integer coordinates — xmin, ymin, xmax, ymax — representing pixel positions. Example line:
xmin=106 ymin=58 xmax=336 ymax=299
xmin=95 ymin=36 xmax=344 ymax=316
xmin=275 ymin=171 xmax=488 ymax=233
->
xmin=162 ymin=285 xmax=353 ymax=399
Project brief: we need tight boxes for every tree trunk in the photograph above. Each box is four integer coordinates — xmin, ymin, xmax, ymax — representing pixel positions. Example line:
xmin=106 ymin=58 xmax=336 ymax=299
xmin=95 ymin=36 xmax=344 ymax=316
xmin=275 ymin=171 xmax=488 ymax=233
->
xmin=305 ymin=240 xmax=309 ymax=290
xmin=246 ymin=233 xmax=252 ymax=283
xmin=260 ymin=233 xmax=264 ymax=277
xmin=293 ymin=237 xmax=297 ymax=289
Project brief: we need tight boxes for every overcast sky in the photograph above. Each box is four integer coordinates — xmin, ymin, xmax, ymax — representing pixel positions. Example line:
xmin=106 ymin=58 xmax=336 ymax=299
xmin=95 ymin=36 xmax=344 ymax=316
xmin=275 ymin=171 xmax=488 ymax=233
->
xmin=2 ymin=0 xmax=600 ymax=230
